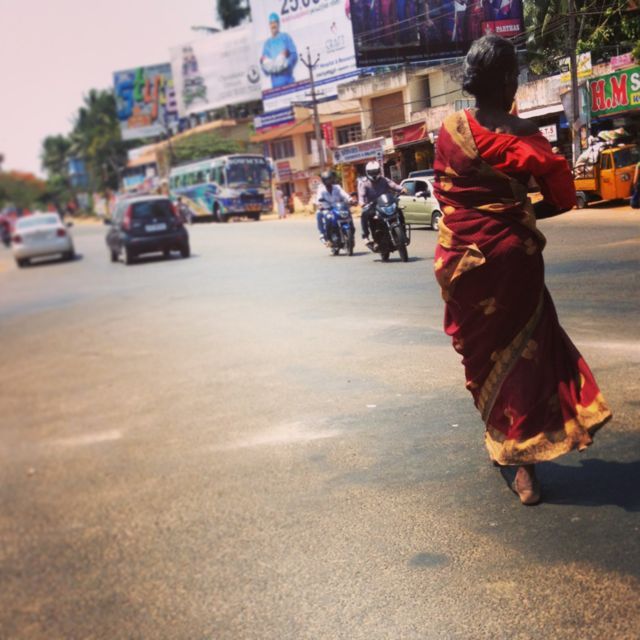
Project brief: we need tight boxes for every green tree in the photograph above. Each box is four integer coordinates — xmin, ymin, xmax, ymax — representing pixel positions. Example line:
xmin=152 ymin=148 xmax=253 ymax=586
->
xmin=217 ymin=0 xmax=251 ymax=29
xmin=525 ymin=0 xmax=640 ymax=74
xmin=70 ymin=89 xmax=128 ymax=193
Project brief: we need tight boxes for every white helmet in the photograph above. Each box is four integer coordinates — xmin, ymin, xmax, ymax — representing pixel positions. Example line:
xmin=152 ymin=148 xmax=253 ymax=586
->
xmin=365 ymin=160 xmax=381 ymax=181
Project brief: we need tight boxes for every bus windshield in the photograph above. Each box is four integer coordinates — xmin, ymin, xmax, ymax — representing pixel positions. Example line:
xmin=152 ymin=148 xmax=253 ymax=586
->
xmin=225 ymin=158 xmax=270 ymax=189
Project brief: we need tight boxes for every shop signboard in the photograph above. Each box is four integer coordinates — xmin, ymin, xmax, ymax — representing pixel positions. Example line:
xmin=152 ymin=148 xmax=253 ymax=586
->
xmin=589 ymin=66 xmax=640 ymax=118
xmin=321 ymin=123 xmax=336 ymax=149
xmin=113 ymin=64 xmax=179 ymax=140
xmin=333 ymin=137 xmax=384 ymax=164
xmin=349 ymin=0 xmax=524 ymax=67
xmin=559 ymin=52 xmax=592 ymax=85
xmin=391 ymin=121 xmax=428 ymax=148
xmin=250 ymin=0 xmax=359 ymax=113
xmin=254 ymin=106 xmax=296 ymax=132
xmin=539 ymin=124 xmax=558 ymax=143
xmin=610 ymin=52 xmax=634 ymax=70
xmin=170 ymin=25 xmax=261 ymax=117
xmin=275 ymin=160 xmax=293 ymax=181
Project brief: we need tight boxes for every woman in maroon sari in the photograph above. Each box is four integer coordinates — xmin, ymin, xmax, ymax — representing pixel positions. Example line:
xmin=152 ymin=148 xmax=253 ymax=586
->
xmin=433 ymin=36 xmax=611 ymax=505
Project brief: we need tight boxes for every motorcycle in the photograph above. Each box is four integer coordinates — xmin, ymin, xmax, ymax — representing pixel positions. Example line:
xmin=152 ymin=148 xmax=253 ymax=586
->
xmin=366 ymin=193 xmax=410 ymax=262
xmin=320 ymin=202 xmax=355 ymax=256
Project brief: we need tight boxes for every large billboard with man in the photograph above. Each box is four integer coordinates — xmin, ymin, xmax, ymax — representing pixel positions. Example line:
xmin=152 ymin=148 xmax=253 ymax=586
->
xmin=350 ymin=0 xmax=524 ymax=66
xmin=251 ymin=0 xmax=360 ymax=113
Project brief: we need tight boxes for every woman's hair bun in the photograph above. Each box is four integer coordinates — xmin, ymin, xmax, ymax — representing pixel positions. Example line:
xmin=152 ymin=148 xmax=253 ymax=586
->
xmin=461 ymin=35 xmax=518 ymax=99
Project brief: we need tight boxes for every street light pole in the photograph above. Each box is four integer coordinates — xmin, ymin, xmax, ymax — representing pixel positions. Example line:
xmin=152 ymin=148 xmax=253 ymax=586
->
xmin=301 ymin=47 xmax=326 ymax=169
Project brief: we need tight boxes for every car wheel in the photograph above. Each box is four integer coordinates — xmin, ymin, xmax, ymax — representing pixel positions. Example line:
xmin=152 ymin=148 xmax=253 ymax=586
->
xmin=431 ymin=211 xmax=442 ymax=231
xmin=15 ymin=258 xmax=28 ymax=268
xmin=180 ymin=244 xmax=191 ymax=259
xmin=124 ymin=246 xmax=136 ymax=265
xmin=64 ymin=249 xmax=75 ymax=261
xmin=163 ymin=249 xmax=172 ymax=259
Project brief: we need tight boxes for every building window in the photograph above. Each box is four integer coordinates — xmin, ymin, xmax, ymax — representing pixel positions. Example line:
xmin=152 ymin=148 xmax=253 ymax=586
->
xmin=455 ymin=99 xmax=475 ymax=111
xmin=423 ymin=77 xmax=431 ymax=109
xmin=305 ymin=132 xmax=317 ymax=155
xmin=270 ymin=138 xmax=294 ymax=160
xmin=336 ymin=124 xmax=363 ymax=146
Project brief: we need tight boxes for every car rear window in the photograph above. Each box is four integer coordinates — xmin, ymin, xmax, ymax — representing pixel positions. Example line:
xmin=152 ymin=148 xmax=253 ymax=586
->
xmin=132 ymin=200 xmax=174 ymax=221
xmin=17 ymin=215 xmax=59 ymax=228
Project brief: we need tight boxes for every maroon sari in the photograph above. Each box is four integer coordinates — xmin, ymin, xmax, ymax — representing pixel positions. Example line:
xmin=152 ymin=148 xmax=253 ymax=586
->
xmin=433 ymin=110 xmax=611 ymax=465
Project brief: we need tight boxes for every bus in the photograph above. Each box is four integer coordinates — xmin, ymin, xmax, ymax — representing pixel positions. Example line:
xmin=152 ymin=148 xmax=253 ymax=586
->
xmin=169 ymin=154 xmax=273 ymax=223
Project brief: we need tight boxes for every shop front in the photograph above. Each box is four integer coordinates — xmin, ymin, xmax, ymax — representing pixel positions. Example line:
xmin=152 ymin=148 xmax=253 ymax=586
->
xmin=588 ymin=64 xmax=640 ymax=143
xmin=390 ymin=121 xmax=434 ymax=179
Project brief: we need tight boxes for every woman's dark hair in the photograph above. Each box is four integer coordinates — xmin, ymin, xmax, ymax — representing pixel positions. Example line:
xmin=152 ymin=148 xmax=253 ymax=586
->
xmin=462 ymin=35 xmax=518 ymax=99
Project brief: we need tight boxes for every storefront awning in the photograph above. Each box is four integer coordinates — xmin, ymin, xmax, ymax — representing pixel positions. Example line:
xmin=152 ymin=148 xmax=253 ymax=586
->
xmin=391 ymin=121 xmax=429 ymax=148
xmin=519 ymin=104 xmax=564 ymax=119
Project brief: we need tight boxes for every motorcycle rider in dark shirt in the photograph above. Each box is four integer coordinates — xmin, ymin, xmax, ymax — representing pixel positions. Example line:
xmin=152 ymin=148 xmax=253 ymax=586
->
xmin=357 ymin=160 xmax=404 ymax=245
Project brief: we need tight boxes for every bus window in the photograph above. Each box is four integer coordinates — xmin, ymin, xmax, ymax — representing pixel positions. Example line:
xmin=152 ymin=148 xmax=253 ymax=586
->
xmin=195 ymin=171 xmax=204 ymax=184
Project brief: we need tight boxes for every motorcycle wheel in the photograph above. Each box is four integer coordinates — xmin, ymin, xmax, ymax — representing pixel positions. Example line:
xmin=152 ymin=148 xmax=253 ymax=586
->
xmin=381 ymin=252 xmax=390 ymax=262
xmin=331 ymin=246 xmax=340 ymax=256
xmin=395 ymin=227 xmax=409 ymax=263
xmin=348 ymin=233 xmax=354 ymax=256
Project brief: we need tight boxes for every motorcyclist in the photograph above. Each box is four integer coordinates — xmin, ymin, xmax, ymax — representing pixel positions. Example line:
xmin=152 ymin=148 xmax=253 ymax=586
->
xmin=358 ymin=160 xmax=404 ymax=244
xmin=315 ymin=169 xmax=351 ymax=243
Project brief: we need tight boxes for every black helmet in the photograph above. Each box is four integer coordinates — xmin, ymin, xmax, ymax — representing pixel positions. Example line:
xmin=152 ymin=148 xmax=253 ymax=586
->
xmin=320 ymin=169 xmax=336 ymax=188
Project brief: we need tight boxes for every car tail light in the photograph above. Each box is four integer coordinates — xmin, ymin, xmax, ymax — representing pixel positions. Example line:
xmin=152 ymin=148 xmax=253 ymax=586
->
xmin=56 ymin=228 xmax=67 ymax=237
xmin=122 ymin=205 xmax=133 ymax=230
xmin=12 ymin=234 xmax=22 ymax=244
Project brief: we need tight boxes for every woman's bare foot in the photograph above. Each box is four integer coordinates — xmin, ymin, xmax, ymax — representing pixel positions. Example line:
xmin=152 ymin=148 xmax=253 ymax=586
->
xmin=512 ymin=464 xmax=541 ymax=505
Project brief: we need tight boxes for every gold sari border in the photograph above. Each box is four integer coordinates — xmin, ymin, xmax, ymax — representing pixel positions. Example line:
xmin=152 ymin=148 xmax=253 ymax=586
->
xmin=484 ymin=397 xmax=612 ymax=466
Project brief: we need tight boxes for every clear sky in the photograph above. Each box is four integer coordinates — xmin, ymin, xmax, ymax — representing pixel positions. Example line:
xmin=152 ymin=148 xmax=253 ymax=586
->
xmin=0 ymin=0 xmax=218 ymax=176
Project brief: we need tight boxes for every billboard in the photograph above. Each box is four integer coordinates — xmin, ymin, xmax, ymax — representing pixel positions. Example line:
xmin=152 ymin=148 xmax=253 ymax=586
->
xmin=170 ymin=25 xmax=262 ymax=117
xmin=350 ymin=0 xmax=524 ymax=67
xmin=251 ymin=0 xmax=360 ymax=113
xmin=113 ymin=64 xmax=179 ymax=141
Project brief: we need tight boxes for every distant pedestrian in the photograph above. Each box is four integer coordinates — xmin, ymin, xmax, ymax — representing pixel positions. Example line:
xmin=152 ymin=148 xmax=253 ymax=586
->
xmin=275 ymin=187 xmax=287 ymax=219
xmin=432 ymin=35 xmax=612 ymax=506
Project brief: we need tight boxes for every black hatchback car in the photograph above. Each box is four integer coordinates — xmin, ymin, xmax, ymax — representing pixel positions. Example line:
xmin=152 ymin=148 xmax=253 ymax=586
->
xmin=105 ymin=196 xmax=190 ymax=264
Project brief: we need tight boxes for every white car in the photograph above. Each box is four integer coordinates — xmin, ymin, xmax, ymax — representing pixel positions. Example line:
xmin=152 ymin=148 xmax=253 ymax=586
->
xmin=11 ymin=213 xmax=75 ymax=267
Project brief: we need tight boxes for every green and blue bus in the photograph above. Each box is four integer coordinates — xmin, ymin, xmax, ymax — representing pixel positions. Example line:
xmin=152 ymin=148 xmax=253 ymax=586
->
xmin=169 ymin=154 xmax=272 ymax=223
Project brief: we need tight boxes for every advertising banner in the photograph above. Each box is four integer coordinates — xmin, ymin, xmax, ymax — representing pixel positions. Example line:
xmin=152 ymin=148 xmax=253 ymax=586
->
xmin=391 ymin=121 xmax=428 ymax=147
xmin=170 ymin=25 xmax=262 ymax=117
xmin=113 ymin=64 xmax=179 ymax=141
xmin=350 ymin=0 xmax=524 ymax=66
xmin=251 ymin=0 xmax=360 ymax=113
xmin=589 ymin=66 xmax=640 ymax=118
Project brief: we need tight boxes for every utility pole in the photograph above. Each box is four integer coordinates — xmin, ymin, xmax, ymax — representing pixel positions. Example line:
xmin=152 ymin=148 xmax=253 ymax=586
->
xmin=568 ymin=0 xmax=581 ymax=165
xmin=300 ymin=47 xmax=326 ymax=168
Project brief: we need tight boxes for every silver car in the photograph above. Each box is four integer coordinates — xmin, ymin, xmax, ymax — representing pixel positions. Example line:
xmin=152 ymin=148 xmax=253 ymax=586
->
xmin=399 ymin=177 xmax=443 ymax=231
xmin=11 ymin=213 xmax=75 ymax=267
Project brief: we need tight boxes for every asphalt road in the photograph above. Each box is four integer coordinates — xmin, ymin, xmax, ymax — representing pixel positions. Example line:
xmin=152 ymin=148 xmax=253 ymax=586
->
xmin=1 ymin=207 xmax=639 ymax=639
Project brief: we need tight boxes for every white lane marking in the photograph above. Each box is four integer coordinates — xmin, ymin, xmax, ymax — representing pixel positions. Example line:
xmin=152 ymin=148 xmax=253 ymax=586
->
xmin=51 ymin=429 xmax=123 ymax=447
xmin=215 ymin=421 xmax=340 ymax=451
